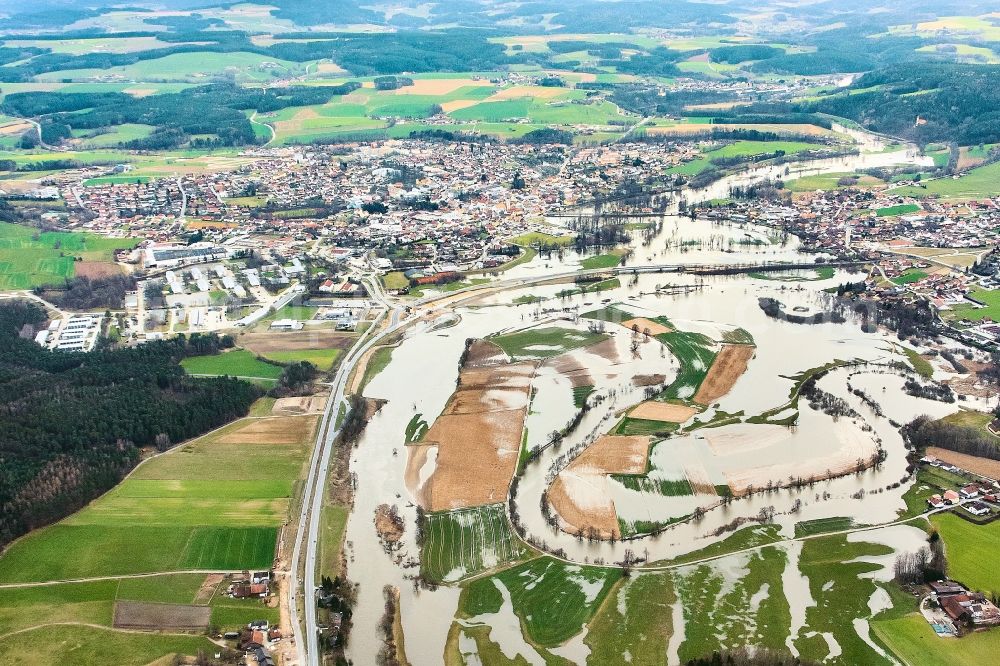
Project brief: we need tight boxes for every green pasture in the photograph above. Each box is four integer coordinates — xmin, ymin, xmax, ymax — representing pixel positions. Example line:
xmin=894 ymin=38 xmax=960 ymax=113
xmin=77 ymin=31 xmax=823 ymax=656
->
xmin=0 ymin=411 xmax=312 ymax=582
xmin=489 ymin=326 xmax=608 ymax=359
xmin=873 ymin=612 xmax=1000 ymax=666
xmin=181 ymin=349 xmax=284 ymax=381
xmin=655 ymin=326 xmax=717 ymax=401
xmin=0 ymin=221 xmax=137 ymax=290
xmin=259 ymin=348 xmax=341 ymax=370
xmin=459 ymin=557 xmax=621 ymax=647
xmin=931 ymin=511 xmax=1000 ymax=596
xmin=421 ymin=504 xmax=524 ymax=583
xmin=947 ymin=288 xmax=1000 ymax=322
xmin=72 ymin=123 xmax=155 ymax=147
xmin=585 ymin=572 xmax=675 ymax=664
xmin=0 ymin=625 xmax=216 ymax=665
xmin=893 ymin=161 xmax=1000 ymax=199
xmin=876 ymin=203 xmax=921 ymax=217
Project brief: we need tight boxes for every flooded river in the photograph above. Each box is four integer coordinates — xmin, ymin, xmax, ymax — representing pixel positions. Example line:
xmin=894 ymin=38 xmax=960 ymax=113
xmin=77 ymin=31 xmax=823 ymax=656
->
xmin=341 ymin=134 xmax=948 ymax=664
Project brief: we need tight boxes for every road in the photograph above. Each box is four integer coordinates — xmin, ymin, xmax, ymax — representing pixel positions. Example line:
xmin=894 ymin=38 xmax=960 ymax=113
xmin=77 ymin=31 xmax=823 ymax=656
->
xmin=289 ymin=274 xmax=405 ymax=666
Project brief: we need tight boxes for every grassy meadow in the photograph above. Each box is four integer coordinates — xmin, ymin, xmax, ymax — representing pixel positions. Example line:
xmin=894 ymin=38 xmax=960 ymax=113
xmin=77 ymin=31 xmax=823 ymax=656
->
xmin=0 ymin=222 xmax=138 ymax=290
xmin=0 ymin=411 xmax=315 ymax=582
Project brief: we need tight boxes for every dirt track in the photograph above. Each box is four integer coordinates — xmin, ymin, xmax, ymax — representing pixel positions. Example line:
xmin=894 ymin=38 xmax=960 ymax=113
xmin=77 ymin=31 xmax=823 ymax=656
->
xmin=547 ymin=435 xmax=650 ymax=540
xmin=694 ymin=344 xmax=755 ymax=405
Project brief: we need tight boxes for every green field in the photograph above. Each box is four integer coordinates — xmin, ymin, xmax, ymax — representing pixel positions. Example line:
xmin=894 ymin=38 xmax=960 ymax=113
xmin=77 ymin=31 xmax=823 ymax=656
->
xmin=0 ymin=625 xmax=216 ymax=665
xmin=420 ymin=504 xmax=524 ymax=584
xmin=794 ymin=516 xmax=854 ymax=537
xmin=0 ymin=413 xmax=313 ymax=582
xmin=707 ymin=139 xmax=819 ymax=159
xmin=509 ymin=231 xmax=575 ymax=247
xmin=675 ymin=546 xmax=791 ymax=662
xmin=891 ymin=268 xmax=928 ymax=284
xmin=382 ymin=271 xmax=410 ymax=290
xmin=785 ymin=172 xmax=884 ymax=192
xmin=181 ymin=349 xmax=284 ymax=380
xmin=876 ymin=203 xmax=921 ymax=216
xmin=947 ymin=287 xmax=1000 ymax=322
xmin=893 ymin=161 xmax=1000 ymax=199
xmin=73 ymin=123 xmax=155 ymax=148
xmin=489 ymin=326 xmax=608 ymax=359
xmin=873 ymin=612 xmax=1000 ymax=666
xmin=793 ymin=535 xmax=897 ymax=665
xmin=585 ymin=572 xmax=674 ymax=664
xmin=655 ymin=327 xmax=717 ymax=401
xmin=931 ymin=511 xmax=1000 ymax=596
xmin=83 ymin=175 xmax=152 ymax=186
xmin=259 ymin=348 xmax=341 ymax=371
xmin=459 ymin=557 xmax=621 ymax=647
xmin=0 ymin=222 xmax=137 ymax=290
xmin=580 ymin=251 xmax=625 ymax=269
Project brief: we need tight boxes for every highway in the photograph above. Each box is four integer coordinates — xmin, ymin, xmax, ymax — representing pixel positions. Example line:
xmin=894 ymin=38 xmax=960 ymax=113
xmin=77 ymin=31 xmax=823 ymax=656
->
xmin=288 ymin=275 xmax=406 ymax=666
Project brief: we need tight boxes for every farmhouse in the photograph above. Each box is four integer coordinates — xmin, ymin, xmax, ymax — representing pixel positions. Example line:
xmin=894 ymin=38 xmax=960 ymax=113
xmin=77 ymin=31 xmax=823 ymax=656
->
xmin=943 ymin=489 xmax=961 ymax=504
xmin=960 ymin=483 xmax=982 ymax=499
xmin=963 ymin=501 xmax=991 ymax=517
xmin=940 ymin=593 xmax=1000 ymax=627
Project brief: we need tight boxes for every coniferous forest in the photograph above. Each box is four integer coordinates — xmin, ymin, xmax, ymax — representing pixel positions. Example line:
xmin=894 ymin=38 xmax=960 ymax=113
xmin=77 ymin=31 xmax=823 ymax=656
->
xmin=0 ymin=301 xmax=261 ymax=547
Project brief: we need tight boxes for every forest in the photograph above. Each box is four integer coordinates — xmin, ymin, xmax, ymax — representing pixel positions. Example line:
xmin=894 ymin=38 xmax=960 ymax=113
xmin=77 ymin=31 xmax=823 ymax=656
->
xmin=800 ymin=63 xmax=1000 ymax=145
xmin=2 ymin=83 xmax=358 ymax=148
xmin=903 ymin=414 xmax=1000 ymax=461
xmin=0 ymin=300 xmax=260 ymax=548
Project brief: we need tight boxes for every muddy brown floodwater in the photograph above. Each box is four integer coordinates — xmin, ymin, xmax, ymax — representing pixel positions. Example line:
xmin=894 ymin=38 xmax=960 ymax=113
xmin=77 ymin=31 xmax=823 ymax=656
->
xmin=340 ymin=136 xmax=946 ymax=665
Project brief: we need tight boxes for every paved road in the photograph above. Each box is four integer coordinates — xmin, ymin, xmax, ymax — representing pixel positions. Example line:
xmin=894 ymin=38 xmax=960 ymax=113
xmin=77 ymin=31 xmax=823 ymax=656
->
xmin=290 ymin=274 xmax=406 ymax=666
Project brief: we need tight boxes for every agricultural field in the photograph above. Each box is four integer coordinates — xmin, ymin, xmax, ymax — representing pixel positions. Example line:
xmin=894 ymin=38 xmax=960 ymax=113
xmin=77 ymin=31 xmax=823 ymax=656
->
xmin=891 ymin=268 xmax=928 ymax=284
xmin=420 ymin=504 xmax=525 ymax=583
xmin=655 ymin=327 xmax=718 ymax=401
xmin=946 ymin=287 xmax=1000 ymax=322
xmin=579 ymin=251 xmax=626 ymax=269
xmin=673 ymin=547 xmax=791 ymax=662
xmin=257 ymin=347 xmax=341 ymax=370
xmin=584 ymin=572 xmax=675 ymax=664
xmin=456 ymin=556 xmax=621 ymax=648
xmin=0 ymin=221 xmax=137 ymax=290
xmin=876 ymin=203 xmax=921 ymax=216
xmin=72 ymin=123 xmax=156 ymax=148
xmin=930 ymin=511 xmax=1000 ymax=596
xmin=489 ymin=326 xmax=608 ymax=359
xmin=180 ymin=349 xmax=285 ymax=381
xmin=892 ymin=161 xmax=1000 ymax=199
xmin=0 ymin=625 xmax=216 ymax=665
xmin=785 ymin=172 xmax=885 ymax=192
xmin=0 ymin=412 xmax=315 ymax=582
